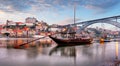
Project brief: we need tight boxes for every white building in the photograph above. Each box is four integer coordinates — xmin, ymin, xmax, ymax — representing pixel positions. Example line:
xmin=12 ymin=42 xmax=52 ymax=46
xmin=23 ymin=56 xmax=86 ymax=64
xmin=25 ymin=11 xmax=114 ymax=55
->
xmin=25 ymin=17 xmax=38 ymax=23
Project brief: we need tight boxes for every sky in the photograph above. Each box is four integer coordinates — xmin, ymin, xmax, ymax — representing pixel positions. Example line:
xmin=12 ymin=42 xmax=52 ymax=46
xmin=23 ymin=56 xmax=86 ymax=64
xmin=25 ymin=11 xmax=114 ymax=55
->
xmin=0 ymin=0 xmax=120 ymax=29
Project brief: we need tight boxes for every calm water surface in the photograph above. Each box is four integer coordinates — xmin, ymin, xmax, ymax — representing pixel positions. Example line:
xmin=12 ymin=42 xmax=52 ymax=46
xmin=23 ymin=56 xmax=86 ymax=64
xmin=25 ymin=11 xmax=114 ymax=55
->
xmin=0 ymin=38 xmax=120 ymax=66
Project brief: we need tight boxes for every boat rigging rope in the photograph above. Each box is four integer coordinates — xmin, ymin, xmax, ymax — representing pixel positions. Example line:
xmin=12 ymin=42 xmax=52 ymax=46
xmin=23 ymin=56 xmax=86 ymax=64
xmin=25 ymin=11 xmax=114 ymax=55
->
xmin=19 ymin=36 xmax=47 ymax=46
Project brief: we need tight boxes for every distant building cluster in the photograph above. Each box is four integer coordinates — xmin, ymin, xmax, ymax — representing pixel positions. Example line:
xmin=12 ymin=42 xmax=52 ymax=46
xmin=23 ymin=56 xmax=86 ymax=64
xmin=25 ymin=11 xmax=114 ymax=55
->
xmin=0 ymin=17 xmax=53 ymax=37
xmin=0 ymin=17 xmax=119 ymax=38
xmin=86 ymin=28 xmax=120 ymax=38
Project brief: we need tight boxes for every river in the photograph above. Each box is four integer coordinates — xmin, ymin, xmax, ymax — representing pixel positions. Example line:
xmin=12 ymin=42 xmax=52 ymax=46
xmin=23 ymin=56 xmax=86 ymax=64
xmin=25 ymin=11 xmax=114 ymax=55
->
xmin=0 ymin=38 xmax=119 ymax=66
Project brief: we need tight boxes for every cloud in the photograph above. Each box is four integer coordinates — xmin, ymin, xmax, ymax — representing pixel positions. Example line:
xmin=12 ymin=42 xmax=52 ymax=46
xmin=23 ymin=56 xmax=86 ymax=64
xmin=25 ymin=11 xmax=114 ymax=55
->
xmin=0 ymin=0 xmax=119 ymax=13
xmin=0 ymin=0 xmax=120 ymax=24
xmin=0 ymin=0 xmax=30 ymax=12
xmin=81 ymin=0 xmax=120 ymax=13
xmin=0 ymin=10 xmax=37 ymax=23
xmin=57 ymin=17 xmax=81 ymax=25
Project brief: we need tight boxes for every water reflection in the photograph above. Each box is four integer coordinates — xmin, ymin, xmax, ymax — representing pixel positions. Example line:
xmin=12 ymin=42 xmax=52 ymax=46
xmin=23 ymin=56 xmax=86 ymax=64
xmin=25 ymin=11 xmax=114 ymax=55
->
xmin=1 ymin=38 xmax=120 ymax=66
xmin=115 ymin=42 xmax=118 ymax=60
xmin=26 ymin=47 xmax=39 ymax=59
xmin=49 ymin=44 xmax=92 ymax=57
xmin=49 ymin=44 xmax=106 ymax=66
xmin=49 ymin=46 xmax=76 ymax=57
xmin=0 ymin=38 xmax=52 ymax=49
xmin=114 ymin=42 xmax=120 ymax=66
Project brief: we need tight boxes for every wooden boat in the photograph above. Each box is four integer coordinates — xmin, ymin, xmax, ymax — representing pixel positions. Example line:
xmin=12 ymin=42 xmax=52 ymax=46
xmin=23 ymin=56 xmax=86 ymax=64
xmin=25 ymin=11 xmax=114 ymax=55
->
xmin=49 ymin=35 xmax=93 ymax=46
xmin=49 ymin=4 xmax=93 ymax=46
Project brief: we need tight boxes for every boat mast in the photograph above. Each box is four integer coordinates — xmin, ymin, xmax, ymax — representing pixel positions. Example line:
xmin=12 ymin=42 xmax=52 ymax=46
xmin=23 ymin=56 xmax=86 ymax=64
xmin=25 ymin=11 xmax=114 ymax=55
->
xmin=73 ymin=2 xmax=77 ymax=38
xmin=74 ymin=3 xmax=76 ymax=26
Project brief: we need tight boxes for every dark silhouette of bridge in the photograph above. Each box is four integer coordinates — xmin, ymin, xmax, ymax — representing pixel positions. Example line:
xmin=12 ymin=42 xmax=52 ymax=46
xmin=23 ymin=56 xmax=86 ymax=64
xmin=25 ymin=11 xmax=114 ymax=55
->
xmin=64 ymin=15 xmax=120 ymax=32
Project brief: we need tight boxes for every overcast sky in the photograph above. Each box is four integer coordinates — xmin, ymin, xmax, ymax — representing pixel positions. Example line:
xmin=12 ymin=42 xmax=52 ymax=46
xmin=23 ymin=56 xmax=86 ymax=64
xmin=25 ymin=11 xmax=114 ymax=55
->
xmin=0 ymin=0 xmax=120 ymax=26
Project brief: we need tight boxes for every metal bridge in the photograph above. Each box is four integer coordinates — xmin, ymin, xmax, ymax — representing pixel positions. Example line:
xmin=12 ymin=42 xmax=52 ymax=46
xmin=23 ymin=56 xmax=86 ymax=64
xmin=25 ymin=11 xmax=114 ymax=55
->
xmin=64 ymin=15 xmax=120 ymax=32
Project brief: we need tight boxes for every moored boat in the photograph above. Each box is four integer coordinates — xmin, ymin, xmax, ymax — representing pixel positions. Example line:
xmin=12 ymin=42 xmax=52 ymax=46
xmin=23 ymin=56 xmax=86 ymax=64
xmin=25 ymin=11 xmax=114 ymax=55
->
xmin=100 ymin=38 xmax=111 ymax=42
xmin=49 ymin=4 xmax=93 ymax=46
xmin=49 ymin=35 xmax=93 ymax=46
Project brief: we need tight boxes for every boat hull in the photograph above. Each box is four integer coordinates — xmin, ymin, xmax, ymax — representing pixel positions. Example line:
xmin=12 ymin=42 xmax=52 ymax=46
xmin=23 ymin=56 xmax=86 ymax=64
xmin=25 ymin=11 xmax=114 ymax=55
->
xmin=49 ymin=36 xmax=92 ymax=46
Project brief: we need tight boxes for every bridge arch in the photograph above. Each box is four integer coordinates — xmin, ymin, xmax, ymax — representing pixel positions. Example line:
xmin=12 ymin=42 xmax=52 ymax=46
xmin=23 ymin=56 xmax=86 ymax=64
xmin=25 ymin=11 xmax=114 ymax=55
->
xmin=79 ymin=20 xmax=120 ymax=31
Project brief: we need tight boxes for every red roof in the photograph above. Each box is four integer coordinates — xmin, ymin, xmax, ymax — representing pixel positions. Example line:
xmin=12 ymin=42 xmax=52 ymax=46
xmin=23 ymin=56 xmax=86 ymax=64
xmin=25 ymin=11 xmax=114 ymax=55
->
xmin=16 ymin=22 xmax=24 ymax=24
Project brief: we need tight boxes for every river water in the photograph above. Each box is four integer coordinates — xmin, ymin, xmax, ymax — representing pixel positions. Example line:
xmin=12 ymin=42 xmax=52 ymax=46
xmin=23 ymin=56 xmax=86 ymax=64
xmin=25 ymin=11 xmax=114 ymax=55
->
xmin=0 ymin=38 xmax=120 ymax=66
